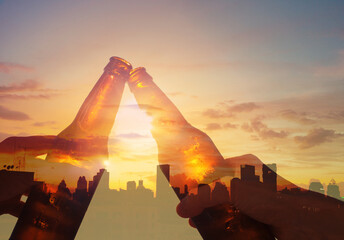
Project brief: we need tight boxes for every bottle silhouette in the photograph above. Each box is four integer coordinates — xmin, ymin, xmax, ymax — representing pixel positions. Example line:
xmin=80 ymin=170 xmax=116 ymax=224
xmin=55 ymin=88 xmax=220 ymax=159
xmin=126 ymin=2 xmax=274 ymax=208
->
xmin=128 ymin=67 xmax=274 ymax=240
xmin=45 ymin=57 xmax=132 ymax=170
xmin=10 ymin=57 xmax=132 ymax=240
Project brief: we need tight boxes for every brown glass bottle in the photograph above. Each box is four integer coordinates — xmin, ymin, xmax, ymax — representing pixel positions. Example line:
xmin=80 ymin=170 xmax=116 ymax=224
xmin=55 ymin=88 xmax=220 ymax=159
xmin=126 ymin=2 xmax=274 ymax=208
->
xmin=128 ymin=67 xmax=275 ymax=240
xmin=45 ymin=57 xmax=132 ymax=170
xmin=10 ymin=57 xmax=132 ymax=240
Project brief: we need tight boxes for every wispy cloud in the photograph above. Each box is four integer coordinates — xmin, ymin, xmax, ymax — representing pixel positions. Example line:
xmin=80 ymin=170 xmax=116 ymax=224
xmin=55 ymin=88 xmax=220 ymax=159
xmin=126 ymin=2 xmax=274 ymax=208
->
xmin=279 ymin=109 xmax=316 ymax=125
xmin=241 ymin=117 xmax=288 ymax=140
xmin=205 ymin=122 xmax=238 ymax=131
xmin=294 ymin=128 xmax=344 ymax=149
xmin=0 ymin=79 xmax=40 ymax=92
xmin=0 ymin=79 xmax=60 ymax=100
xmin=32 ymin=121 xmax=56 ymax=127
xmin=0 ymin=62 xmax=34 ymax=74
xmin=205 ymin=123 xmax=222 ymax=131
xmin=228 ymin=102 xmax=260 ymax=113
xmin=203 ymin=102 xmax=260 ymax=119
xmin=0 ymin=105 xmax=30 ymax=121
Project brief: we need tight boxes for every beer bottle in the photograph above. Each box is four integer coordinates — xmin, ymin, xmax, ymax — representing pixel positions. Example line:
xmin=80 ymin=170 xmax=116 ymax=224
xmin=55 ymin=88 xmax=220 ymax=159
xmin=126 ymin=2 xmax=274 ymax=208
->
xmin=10 ymin=57 xmax=132 ymax=240
xmin=127 ymin=67 xmax=275 ymax=240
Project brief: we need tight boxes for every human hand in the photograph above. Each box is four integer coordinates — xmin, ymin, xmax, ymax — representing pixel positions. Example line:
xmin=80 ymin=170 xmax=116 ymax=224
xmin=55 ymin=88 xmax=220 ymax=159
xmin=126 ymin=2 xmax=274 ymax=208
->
xmin=0 ymin=57 xmax=132 ymax=218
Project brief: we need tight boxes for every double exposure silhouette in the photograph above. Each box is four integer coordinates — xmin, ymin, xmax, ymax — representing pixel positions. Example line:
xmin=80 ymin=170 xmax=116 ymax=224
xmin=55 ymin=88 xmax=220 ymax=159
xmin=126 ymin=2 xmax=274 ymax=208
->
xmin=0 ymin=57 xmax=343 ymax=240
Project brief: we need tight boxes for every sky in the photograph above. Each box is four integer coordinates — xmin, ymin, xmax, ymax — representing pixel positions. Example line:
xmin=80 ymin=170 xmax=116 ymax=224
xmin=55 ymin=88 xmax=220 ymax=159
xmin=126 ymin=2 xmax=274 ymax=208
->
xmin=1 ymin=0 xmax=344 ymax=192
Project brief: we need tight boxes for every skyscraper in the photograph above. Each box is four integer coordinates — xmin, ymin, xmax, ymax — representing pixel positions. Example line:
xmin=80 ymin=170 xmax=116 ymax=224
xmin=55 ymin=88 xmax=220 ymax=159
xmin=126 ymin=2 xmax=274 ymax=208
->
xmin=327 ymin=179 xmax=341 ymax=200
xmin=262 ymin=164 xmax=277 ymax=192
xmin=240 ymin=165 xmax=259 ymax=182
xmin=309 ymin=181 xmax=325 ymax=195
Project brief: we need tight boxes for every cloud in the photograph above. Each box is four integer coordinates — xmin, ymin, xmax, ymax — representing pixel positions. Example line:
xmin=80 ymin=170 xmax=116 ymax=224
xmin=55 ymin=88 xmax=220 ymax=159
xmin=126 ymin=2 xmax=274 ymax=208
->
xmin=0 ymin=62 xmax=34 ymax=74
xmin=32 ymin=121 xmax=56 ymax=127
xmin=205 ymin=123 xmax=222 ymax=131
xmin=0 ymin=79 xmax=41 ymax=93
xmin=241 ymin=118 xmax=288 ymax=140
xmin=202 ymin=102 xmax=260 ymax=119
xmin=0 ymin=80 xmax=60 ymax=100
xmin=0 ymin=105 xmax=30 ymax=121
xmin=203 ymin=108 xmax=233 ymax=118
xmin=279 ymin=109 xmax=316 ymax=125
xmin=223 ymin=122 xmax=238 ymax=129
xmin=117 ymin=133 xmax=149 ymax=139
xmin=0 ymin=93 xmax=54 ymax=100
xmin=228 ymin=102 xmax=260 ymax=113
xmin=294 ymin=128 xmax=344 ymax=149
xmin=205 ymin=122 xmax=238 ymax=131
xmin=321 ymin=110 xmax=344 ymax=122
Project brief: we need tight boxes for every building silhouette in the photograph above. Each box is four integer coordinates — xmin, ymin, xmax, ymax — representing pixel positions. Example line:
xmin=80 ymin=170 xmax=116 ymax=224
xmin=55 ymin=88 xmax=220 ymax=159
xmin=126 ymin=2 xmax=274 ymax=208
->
xmin=262 ymin=164 xmax=277 ymax=192
xmin=327 ymin=179 xmax=341 ymax=200
xmin=309 ymin=181 xmax=325 ymax=195
xmin=241 ymin=165 xmax=259 ymax=183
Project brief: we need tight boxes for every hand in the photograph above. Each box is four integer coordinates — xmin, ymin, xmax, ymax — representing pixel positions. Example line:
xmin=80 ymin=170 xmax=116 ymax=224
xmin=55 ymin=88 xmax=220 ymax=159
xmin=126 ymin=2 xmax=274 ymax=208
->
xmin=0 ymin=56 xmax=132 ymax=218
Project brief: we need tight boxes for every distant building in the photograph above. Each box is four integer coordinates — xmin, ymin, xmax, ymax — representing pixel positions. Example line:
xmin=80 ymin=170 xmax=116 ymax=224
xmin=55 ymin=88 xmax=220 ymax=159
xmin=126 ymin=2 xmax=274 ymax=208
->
xmin=327 ymin=179 xmax=341 ymax=200
xmin=309 ymin=181 xmax=325 ymax=195
xmin=127 ymin=181 xmax=136 ymax=191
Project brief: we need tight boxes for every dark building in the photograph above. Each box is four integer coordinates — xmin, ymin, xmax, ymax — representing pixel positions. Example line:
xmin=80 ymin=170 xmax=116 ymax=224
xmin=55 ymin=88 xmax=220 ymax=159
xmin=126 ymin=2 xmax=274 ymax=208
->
xmin=89 ymin=169 xmax=109 ymax=195
xmin=57 ymin=179 xmax=72 ymax=197
xmin=74 ymin=176 xmax=89 ymax=204
xmin=197 ymin=183 xmax=211 ymax=205
xmin=262 ymin=164 xmax=277 ymax=192
xmin=240 ymin=165 xmax=259 ymax=182
xmin=212 ymin=182 xmax=230 ymax=204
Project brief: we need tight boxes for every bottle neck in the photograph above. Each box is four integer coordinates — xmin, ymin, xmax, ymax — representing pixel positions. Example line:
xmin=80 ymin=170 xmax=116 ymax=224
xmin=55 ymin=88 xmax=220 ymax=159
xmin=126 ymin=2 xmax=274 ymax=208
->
xmin=60 ymin=57 xmax=132 ymax=139
xmin=128 ymin=68 xmax=189 ymax=133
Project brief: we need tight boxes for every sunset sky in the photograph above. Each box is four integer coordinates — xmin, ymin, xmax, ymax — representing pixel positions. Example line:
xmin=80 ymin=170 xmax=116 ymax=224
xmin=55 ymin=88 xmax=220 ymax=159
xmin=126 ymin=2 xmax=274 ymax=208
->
xmin=1 ymin=0 xmax=344 ymax=192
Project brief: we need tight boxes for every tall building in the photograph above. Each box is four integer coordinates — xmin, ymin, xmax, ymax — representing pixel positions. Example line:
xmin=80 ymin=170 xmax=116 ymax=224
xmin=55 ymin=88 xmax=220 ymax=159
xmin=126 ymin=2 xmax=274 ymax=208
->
xmin=89 ymin=169 xmax=109 ymax=195
xmin=262 ymin=164 xmax=277 ymax=192
xmin=127 ymin=181 xmax=136 ymax=191
xmin=309 ymin=181 xmax=325 ymax=195
xmin=197 ymin=183 xmax=211 ymax=205
xmin=327 ymin=179 xmax=341 ymax=200
xmin=212 ymin=182 xmax=230 ymax=204
xmin=240 ymin=165 xmax=259 ymax=182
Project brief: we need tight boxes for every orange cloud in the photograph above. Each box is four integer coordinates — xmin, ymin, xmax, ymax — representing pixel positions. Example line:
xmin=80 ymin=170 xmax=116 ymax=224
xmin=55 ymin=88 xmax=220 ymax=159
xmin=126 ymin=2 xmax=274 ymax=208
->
xmin=0 ymin=62 xmax=34 ymax=74
xmin=0 ymin=105 xmax=30 ymax=121
xmin=294 ymin=128 xmax=344 ymax=149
